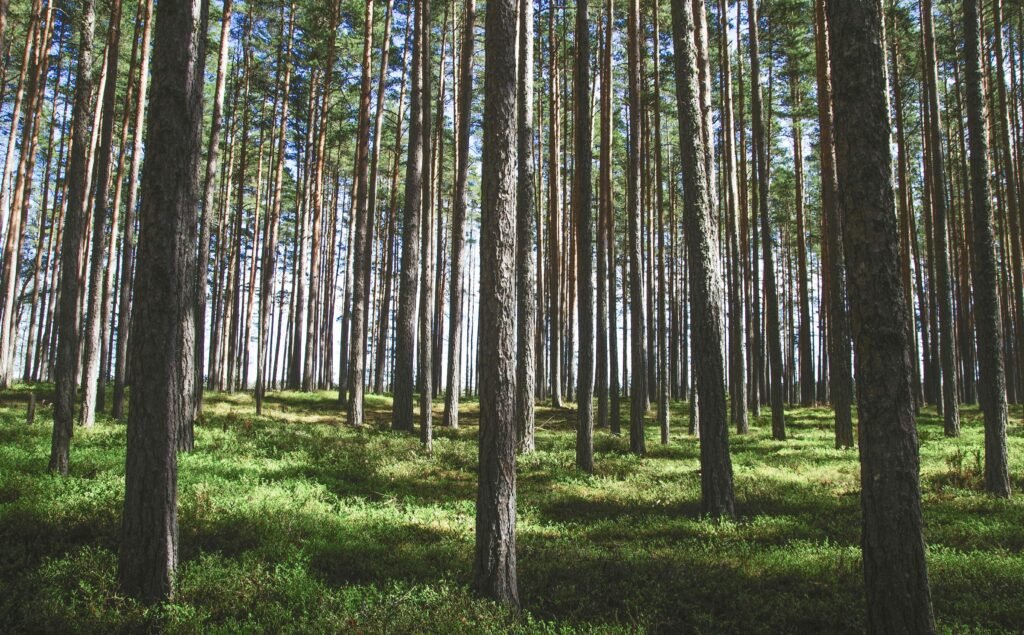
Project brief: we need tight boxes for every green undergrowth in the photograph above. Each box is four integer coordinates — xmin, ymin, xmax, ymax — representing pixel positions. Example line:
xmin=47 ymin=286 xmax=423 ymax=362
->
xmin=1 ymin=384 xmax=1022 ymax=633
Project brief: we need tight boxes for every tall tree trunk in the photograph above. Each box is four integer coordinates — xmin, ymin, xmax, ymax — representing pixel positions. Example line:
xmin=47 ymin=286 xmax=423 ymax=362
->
xmin=965 ymin=0 xmax=1011 ymax=497
xmin=196 ymin=0 xmax=234 ymax=418
xmin=814 ymin=0 xmax=852 ymax=448
xmin=112 ymin=0 xmax=154 ymax=420
xmin=515 ymin=0 xmax=536 ymax=451
xmin=374 ymin=14 xmax=411 ymax=395
xmin=392 ymin=0 xmax=426 ymax=432
xmin=604 ymin=0 xmax=620 ymax=435
xmin=827 ymin=0 xmax=936 ymax=629
xmin=305 ymin=2 xmax=338 ymax=392
xmin=418 ymin=0 xmax=435 ymax=448
xmin=346 ymin=0 xmax=377 ymax=425
xmin=922 ymin=0 xmax=960 ymax=437
xmin=49 ymin=0 xmax=97 ymax=475
xmin=673 ymin=0 xmax=735 ymax=517
xmin=654 ymin=0 xmax=670 ymax=444
xmin=547 ymin=4 xmax=562 ymax=408
xmin=365 ymin=0 xmax=396 ymax=394
xmin=575 ymin=0 xmax=595 ymax=472
xmin=748 ymin=0 xmax=785 ymax=440
xmin=719 ymin=0 xmax=747 ymax=434
xmin=80 ymin=0 xmax=123 ymax=429
xmin=596 ymin=0 xmax=610 ymax=431
xmin=790 ymin=73 xmax=814 ymax=407
xmin=444 ymin=0 xmax=473 ymax=430
xmin=626 ymin=0 xmax=647 ymax=455
xmin=472 ymin=0 xmax=518 ymax=607
xmin=118 ymin=0 xmax=206 ymax=602
xmin=256 ymin=3 xmax=295 ymax=416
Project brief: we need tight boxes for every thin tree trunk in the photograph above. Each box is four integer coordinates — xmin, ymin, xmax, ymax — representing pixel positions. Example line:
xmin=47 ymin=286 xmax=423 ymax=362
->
xmin=515 ymin=0 xmax=536 ymax=451
xmin=112 ymin=0 xmax=152 ymax=420
xmin=575 ymin=0 xmax=595 ymax=471
xmin=196 ymin=0 xmax=234 ymax=418
xmin=719 ymin=0 xmax=746 ymax=434
xmin=922 ymin=0 xmax=960 ymax=436
xmin=392 ymin=0 xmax=426 ymax=433
xmin=748 ymin=0 xmax=785 ymax=440
xmin=626 ymin=0 xmax=647 ymax=455
xmin=80 ymin=0 xmax=123 ymax=429
xmin=256 ymin=3 xmax=295 ymax=415
xmin=814 ymin=0 xmax=852 ymax=448
xmin=965 ymin=0 xmax=1011 ymax=497
xmin=346 ymin=0 xmax=377 ymax=425
xmin=49 ymin=0 xmax=97 ymax=475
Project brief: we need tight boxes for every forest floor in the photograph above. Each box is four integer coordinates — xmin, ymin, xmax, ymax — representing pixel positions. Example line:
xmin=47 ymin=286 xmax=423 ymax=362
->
xmin=1 ymin=385 xmax=1023 ymax=633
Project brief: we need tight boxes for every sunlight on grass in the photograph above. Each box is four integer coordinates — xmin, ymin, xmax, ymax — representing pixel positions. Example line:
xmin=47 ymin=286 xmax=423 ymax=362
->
xmin=1 ymin=384 xmax=1022 ymax=632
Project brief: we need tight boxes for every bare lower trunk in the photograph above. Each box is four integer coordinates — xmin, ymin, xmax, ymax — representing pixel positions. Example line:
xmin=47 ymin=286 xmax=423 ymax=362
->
xmin=49 ymin=0 xmax=96 ymax=475
xmin=827 ymin=0 xmax=936 ymax=629
xmin=472 ymin=0 xmax=519 ymax=609
xmin=118 ymin=0 xmax=206 ymax=603
xmin=515 ymin=0 xmax=535 ymax=452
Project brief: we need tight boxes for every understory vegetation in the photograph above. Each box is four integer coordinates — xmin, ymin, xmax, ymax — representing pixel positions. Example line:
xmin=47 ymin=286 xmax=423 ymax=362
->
xmin=1 ymin=386 xmax=1022 ymax=633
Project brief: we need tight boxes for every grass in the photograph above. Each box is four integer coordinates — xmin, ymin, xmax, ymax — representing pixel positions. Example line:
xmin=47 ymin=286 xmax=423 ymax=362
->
xmin=1 ymin=384 xmax=1023 ymax=633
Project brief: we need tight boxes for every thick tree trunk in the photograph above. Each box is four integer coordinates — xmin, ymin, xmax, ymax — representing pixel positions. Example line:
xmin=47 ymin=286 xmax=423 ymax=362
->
xmin=827 ymin=0 xmax=936 ymax=630
xmin=118 ymin=0 xmax=206 ymax=602
xmin=472 ymin=0 xmax=519 ymax=609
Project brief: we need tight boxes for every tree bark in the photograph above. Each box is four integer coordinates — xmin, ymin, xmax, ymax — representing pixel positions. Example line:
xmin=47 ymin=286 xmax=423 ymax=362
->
xmin=626 ymin=0 xmax=647 ymax=455
xmin=827 ymin=0 xmax=936 ymax=629
xmin=112 ymin=0 xmax=154 ymax=420
xmin=575 ymin=0 xmax=595 ymax=472
xmin=921 ymin=0 xmax=960 ymax=437
xmin=346 ymin=0 xmax=377 ymax=425
xmin=80 ymin=0 xmax=123 ymax=429
xmin=965 ymin=0 xmax=1011 ymax=497
xmin=672 ymin=0 xmax=734 ymax=519
xmin=256 ymin=3 xmax=295 ymax=416
xmin=118 ymin=0 xmax=206 ymax=602
xmin=392 ymin=0 xmax=425 ymax=432
xmin=515 ymin=0 xmax=536 ymax=452
xmin=49 ymin=0 xmax=97 ymax=475
xmin=748 ymin=0 xmax=785 ymax=440
xmin=472 ymin=0 xmax=519 ymax=609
